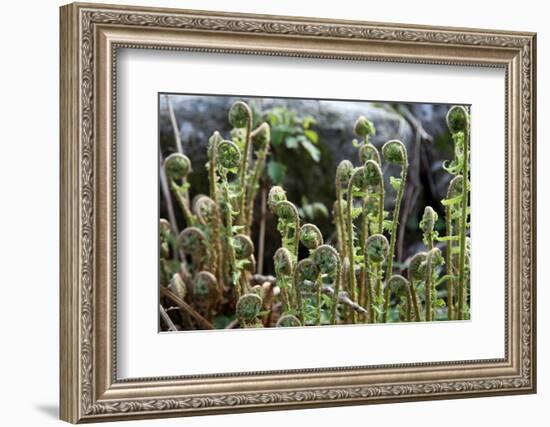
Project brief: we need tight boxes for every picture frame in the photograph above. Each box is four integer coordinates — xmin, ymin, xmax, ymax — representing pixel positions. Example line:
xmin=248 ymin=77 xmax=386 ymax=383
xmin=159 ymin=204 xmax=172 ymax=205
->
xmin=59 ymin=2 xmax=537 ymax=423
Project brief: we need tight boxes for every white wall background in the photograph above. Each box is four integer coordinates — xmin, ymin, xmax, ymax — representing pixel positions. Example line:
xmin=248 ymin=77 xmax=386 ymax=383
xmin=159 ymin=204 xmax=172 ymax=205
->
xmin=0 ymin=0 xmax=545 ymax=425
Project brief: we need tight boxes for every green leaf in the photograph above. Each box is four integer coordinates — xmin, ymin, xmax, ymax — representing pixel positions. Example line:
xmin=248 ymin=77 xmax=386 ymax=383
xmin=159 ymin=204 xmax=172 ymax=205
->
xmin=435 ymin=235 xmax=460 ymax=242
xmin=352 ymin=138 xmax=362 ymax=148
xmin=271 ymin=128 xmax=284 ymax=146
xmin=231 ymin=225 xmax=245 ymax=234
xmin=435 ymin=274 xmax=454 ymax=287
xmin=441 ymin=195 xmax=463 ymax=206
xmin=285 ymin=135 xmax=299 ymax=149
xmin=382 ymin=219 xmax=393 ymax=231
xmin=351 ymin=207 xmax=363 ymax=219
xmin=304 ymin=129 xmax=319 ymax=144
xmin=267 ymin=160 xmax=287 ymax=184
xmin=312 ymin=202 xmax=329 ymax=218
xmin=300 ymin=139 xmax=321 ymax=162
xmin=389 ymin=176 xmax=402 ymax=192
xmin=231 ymin=270 xmax=241 ymax=285
xmin=236 ymin=259 xmax=251 ymax=269
xmin=302 ymin=115 xmax=317 ymax=128
xmin=435 ymin=298 xmax=446 ymax=308
xmin=213 ymin=314 xmax=234 ymax=329
xmin=166 ymin=259 xmax=181 ymax=274
xmin=321 ymin=294 xmax=332 ymax=305
xmin=303 ymin=205 xmax=314 ymax=219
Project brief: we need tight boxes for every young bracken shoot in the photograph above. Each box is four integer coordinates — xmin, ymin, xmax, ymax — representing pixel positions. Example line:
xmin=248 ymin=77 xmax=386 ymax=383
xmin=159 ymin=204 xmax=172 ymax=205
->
xmin=159 ymin=100 xmax=471 ymax=329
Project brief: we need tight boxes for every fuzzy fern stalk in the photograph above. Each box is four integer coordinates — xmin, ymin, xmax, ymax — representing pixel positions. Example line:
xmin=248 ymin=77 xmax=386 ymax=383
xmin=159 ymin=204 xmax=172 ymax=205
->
xmin=446 ymin=106 xmax=470 ymax=320
xmin=345 ymin=166 xmax=369 ymax=323
xmin=313 ymin=245 xmax=341 ymax=325
xmin=274 ymin=247 xmax=294 ymax=313
xmin=363 ymin=160 xmax=385 ymax=237
xmin=299 ymin=223 xmax=324 ymax=323
xmin=365 ymin=234 xmax=389 ymax=322
xmin=356 ymin=143 xmax=381 ymax=312
xmin=275 ymin=200 xmax=301 ymax=256
xmin=228 ymin=101 xmax=254 ymax=226
xmin=444 ymin=175 xmax=463 ymax=320
xmin=193 ymin=195 xmax=223 ymax=293
xmin=363 ymin=160 xmax=385 ymax=319
xmin=337 ymin=257 xmax=350 ymax=324
xmin=234 ymin=234 xmax=255 ymax=294
xmin=216 ymin=139 xmax=245 ymax=296
xmin=384 ymin=275 xmax=408 ymax=322
xmin=164 ymin=153 xmax=195 ymax=226
xmin=245 ymin=122 xmax=271 ymax=232
xmin=335 ymin=160 xmax=353 ymax=258
xmin=159 ymin=219 xmax=174 ymax=284
xmin=206 ymin=132 xmax=225 ymax=286
xmin=293 ymin=258 xmax=319 ymax=324
xmin=407 ymin=252 xmax=426 ymax=321
xmin=424 ymin=247 xmax=443 ymax=321
xmin=382 ymin=140 xmax=408 ymax=281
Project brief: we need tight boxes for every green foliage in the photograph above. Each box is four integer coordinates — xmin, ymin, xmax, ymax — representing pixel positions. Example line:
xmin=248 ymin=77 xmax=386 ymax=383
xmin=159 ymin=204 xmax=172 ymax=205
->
xmin=298 ymin=196 xmax=329 ymax=222
xmin=267 ymin=160 xmax=287 ymax=185
xmin=258 ymin=105 xmax=321 ymax=186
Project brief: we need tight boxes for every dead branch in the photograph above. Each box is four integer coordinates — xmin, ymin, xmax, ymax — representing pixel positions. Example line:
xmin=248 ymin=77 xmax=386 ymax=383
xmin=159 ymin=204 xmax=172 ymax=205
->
xmin=160 ymin=286 xmax=214 ymax=329
xmin=159 ymin=304 xmax=177 ymax=331
xmin=321 ymin=285 xmax=368 ymax=315
xmin=166 ymin=95 xmax=183 ymax=154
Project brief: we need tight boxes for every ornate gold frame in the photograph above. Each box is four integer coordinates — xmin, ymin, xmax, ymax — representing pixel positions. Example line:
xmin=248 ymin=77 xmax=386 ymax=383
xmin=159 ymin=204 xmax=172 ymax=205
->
xmin=59 ymin=2 xmax=537 ymax=423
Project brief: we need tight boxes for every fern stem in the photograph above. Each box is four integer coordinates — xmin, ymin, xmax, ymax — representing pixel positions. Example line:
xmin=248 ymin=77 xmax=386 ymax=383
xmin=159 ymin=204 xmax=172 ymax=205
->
xmin=237 ymin=108 xmax=253 ymax=226
xmin=457 ymin=131 xmax=469 ymax=320
xmin=345 ymin=177 xmax=358 ymax=324
xmin=170 ymin=181 xmax=195 ymax=227
xmin=316 ymin=276 xmax=322 ymax=326
xmin=385 ymin=154 xmax=408 ymax=282
xmin=445 ymin=205 xmax=454 ymax=320
xmin=331 ymin=258 xmax=343 ymax=325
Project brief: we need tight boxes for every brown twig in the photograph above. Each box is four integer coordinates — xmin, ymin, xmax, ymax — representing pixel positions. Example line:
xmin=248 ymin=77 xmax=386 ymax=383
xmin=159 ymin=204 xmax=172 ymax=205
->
xmin=251 ymin=274 xmax=276 ymax=287
xmin=249 ymin=274 xmax=368 ymax=316
xmin=160 ymin=286 xmax=215 ymax=329
xmin=321 ymin=285 xmax=368 ymax=315
xmin=225 ymin=319 xmax=240 ymax=329
xmin=166 ymin=95 xmax=183 ymax=154
xmin=159 ymin=304 xmax=177 ymax=331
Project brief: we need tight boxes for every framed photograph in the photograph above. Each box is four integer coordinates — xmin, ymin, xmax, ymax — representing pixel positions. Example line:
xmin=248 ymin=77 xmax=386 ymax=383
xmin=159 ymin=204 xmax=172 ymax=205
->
xmin=60 ymin=2 xmax=537 ymax=423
